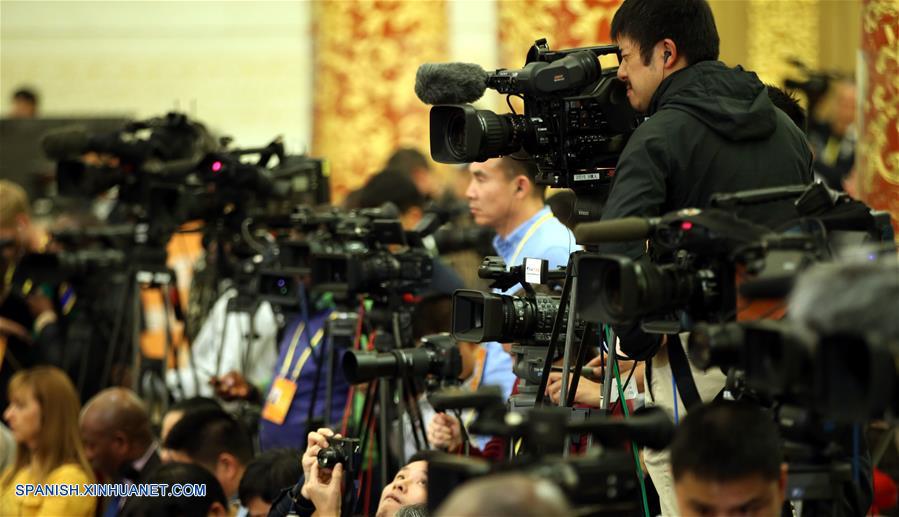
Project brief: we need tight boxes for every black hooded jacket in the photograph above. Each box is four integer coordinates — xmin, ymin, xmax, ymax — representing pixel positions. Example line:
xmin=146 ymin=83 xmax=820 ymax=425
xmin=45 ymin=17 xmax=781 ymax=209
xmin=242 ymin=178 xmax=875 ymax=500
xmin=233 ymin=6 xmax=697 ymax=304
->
xmin=599 ymin=60 xmax=814 ymax=260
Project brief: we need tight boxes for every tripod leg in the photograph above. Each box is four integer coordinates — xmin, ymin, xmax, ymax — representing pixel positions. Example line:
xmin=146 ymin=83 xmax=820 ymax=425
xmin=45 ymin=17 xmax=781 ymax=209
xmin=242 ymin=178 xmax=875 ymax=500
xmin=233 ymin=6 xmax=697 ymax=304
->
xmin=600 ymin=328 xmax=617 ymax=412
xmin=160 ymin=280 xmax=181 ymax=403
xmin=131 ymin=277 xmax=143 ymax=394
xmin=559 ymin=275 xmax=579 ymax=408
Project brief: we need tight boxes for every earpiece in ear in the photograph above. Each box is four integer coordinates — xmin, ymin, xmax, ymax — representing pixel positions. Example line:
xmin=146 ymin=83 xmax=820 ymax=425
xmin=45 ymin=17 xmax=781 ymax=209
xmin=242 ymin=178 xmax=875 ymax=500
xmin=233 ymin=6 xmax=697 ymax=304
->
xmin=663 ymin=50 xmax=671 ymax=63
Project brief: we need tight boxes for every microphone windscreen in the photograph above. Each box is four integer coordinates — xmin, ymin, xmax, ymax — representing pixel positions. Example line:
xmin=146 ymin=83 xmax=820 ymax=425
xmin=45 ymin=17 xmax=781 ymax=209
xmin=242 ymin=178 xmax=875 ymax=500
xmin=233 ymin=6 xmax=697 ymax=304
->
xmin=575 ymin=217 xmax=653 ymax=245
xmin=415 ymin=63 xmax=488 ymax=105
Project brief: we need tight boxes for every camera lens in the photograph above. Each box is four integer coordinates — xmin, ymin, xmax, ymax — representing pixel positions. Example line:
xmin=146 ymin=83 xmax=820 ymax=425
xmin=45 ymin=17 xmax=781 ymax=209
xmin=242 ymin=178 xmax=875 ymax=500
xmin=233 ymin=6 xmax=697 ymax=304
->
xmin=317 ymin=447 xmax=345 ymax=469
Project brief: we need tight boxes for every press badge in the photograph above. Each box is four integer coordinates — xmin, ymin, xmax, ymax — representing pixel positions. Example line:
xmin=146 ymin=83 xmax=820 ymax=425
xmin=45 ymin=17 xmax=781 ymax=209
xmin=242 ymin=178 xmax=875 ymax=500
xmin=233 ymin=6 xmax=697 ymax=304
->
xmin=261 ymin=377 xmax=298 ymax=425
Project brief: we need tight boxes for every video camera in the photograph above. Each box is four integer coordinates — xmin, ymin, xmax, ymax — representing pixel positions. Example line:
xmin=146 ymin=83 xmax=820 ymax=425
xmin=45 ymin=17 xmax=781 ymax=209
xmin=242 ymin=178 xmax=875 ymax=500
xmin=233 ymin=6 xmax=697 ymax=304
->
xmin=417 ymin=38 xmax=640 ymax=221
xmin=574 ymin=208 xmax=824 ymax=329
xmin=452 ymin=256 xmax=589 ymax=410
xmin=342 ymin=333 xmax=462 ymax=391
xmin=427 ymin=386 xmax=674 ymax=515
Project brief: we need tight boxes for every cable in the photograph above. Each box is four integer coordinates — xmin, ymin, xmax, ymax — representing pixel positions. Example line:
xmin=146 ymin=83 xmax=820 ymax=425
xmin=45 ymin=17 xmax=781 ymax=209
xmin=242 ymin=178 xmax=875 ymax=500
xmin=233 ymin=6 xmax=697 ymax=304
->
xmin=608 ymin=364 xmax=637 ymax=414
xmin=611 ymin=330 xmax=651 ymax=517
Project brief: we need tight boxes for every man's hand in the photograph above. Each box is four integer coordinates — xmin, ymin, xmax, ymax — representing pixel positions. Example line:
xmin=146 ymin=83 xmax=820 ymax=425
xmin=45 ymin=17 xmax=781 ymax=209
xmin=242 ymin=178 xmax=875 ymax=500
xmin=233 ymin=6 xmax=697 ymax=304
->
xmin=427 ymin=413 xmax=463 ymax=452
xmin=24 ymin=291 xmax=53 ymax=318
xmin=0 ymin=316 xmax=31 ymax=344
xmin=209 ymin=371 xmax=255 ymax=401
xmin=545 ymin=371 xmax=602 ymax=406
xmin=306 ymin=462 xmax=343 ymax=517
xmin=545 ymin=355 xmax=606 ymax=406
xmin=301 ymin=428 xmax=341 ymax=499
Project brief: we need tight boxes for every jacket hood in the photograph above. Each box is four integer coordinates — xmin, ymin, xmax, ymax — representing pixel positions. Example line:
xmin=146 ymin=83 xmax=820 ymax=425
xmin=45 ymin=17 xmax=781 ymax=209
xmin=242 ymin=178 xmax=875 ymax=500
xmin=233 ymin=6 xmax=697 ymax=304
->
xmin=648 ymin=61 xmax=777 ymax=141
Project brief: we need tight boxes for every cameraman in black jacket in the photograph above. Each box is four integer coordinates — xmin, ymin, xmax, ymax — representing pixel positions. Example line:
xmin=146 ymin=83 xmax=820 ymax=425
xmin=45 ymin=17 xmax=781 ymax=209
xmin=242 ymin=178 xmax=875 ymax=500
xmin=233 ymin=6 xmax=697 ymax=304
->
xmin=597 ymin=1 xmax=813 ymax=514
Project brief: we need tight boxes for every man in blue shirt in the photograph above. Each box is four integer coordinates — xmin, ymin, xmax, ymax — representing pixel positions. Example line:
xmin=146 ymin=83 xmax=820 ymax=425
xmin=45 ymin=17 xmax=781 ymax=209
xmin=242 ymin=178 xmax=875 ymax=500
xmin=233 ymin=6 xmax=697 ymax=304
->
xmin=427 ymin=155 xmax=579 ymax=453
xmin=468 ymin=157 xmax=577 ymax=280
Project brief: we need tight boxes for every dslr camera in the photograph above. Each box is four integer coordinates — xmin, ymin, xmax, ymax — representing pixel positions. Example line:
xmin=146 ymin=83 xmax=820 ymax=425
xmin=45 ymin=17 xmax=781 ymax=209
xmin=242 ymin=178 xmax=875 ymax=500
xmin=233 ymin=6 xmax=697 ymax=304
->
xmin=317 ymin=436 xmax=361 ymax=472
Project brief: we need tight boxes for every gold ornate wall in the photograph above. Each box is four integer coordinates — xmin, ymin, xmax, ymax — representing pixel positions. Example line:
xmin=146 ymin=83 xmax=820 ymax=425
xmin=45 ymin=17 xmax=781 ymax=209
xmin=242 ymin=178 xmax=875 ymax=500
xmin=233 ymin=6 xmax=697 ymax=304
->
xmin=745 ymin=0 xmax=820 ymax=86
xmin=855 ymin=0 xmax=899 ymax=237
xmin=497 ymin=0 xmax=621 ymax=69
xmin=311 ymin=0 xmax=447 ymax=201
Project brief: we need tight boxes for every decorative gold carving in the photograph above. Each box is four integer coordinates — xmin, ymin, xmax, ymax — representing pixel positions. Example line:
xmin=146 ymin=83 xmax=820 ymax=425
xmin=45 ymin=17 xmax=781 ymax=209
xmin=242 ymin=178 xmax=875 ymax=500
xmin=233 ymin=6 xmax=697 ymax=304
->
xmin=312 ymin=0 xmax=447 ymax=200
xmin=746 ymin=0 xmax=819 ymax=87
xmin=498 ymin=0 xmax=621 ymax=69
xmin=856 ymin=0 xmax=899 ymax=238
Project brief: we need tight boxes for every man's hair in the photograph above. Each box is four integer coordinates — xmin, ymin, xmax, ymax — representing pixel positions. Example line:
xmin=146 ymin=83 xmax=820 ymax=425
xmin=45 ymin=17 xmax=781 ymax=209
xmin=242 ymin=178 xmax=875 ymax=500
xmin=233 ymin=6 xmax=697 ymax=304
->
xmin=166 ymin=396 xmax=222 ymax=415
xmin=500 ymin=155 xmax=546 ymax=199
xmin=767 ymin=85 xmax=807 ymax=133
xmin=0 ymin=180 xmax=30 ymax=228
xmin=395 ymin=504 xmax=429 ymax=517
xmin=788 ymin=257 xmax=899 ymax=340
xmin=670 ymin=400 xmax=783 ymax=482
xmin=435 ymin=473 xmax=571 ymax=517
xmin=385 ymin=148 xmax=431 ymax=175
xmin=546 ymin=190 xmax=577 ymax=230
xmin=357 ymin=170 xmax=425 ymax=213
xmin=611 ymin=0 xmax=719 ymax=66
xmin=121 ymin=462 xmax=228 ymax=517
xmin=238 ymin=448 xmax=301 ymax=505
xmin=163 ymin=408 xmax=253 ymax=467
xmin=406 ymin=450 xmax=435 ymax=465
xmin=12 ymin=87 xmax=38 ymax=106
xmin=412 ymin=294 xmax=452 ymax=340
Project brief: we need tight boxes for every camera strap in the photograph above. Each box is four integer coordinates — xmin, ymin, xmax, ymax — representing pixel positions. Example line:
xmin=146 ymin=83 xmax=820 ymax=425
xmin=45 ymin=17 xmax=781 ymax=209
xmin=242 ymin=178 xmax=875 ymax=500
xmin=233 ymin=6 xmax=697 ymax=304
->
xmin=666 ymin=333 xmax=703 ymax=412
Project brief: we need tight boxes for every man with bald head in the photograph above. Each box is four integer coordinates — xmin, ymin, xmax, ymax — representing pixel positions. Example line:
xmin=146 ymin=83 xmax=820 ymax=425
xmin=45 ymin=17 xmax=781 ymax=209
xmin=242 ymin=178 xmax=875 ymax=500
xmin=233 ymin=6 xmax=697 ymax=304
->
xmin=81 ymin=387 xmax=160 ymax=517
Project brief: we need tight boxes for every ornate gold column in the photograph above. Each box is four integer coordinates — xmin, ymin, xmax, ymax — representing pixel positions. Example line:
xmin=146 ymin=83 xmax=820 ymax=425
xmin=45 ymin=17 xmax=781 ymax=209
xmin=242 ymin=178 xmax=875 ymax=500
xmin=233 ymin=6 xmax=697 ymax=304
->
xmin=497 ymin=0 xmax=621 ymax=68
xmin=855 ymin=0 xmax=899 ymax=238
xmin=746 ymin=0 xmax=820 ymax=86
xmin=312 ymin=0 xmax=447 ymax=201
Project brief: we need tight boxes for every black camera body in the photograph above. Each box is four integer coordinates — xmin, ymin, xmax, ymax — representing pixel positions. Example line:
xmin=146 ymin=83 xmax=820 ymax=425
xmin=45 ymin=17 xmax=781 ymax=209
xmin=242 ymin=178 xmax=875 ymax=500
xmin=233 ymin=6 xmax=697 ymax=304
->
xmin=452 ymin=256 xmax=572 ymax=347
xmin=342 ymin=333 xmax=462 ymax=389
xmin=575 ymin=208 xmax=824 ymax=330
xmin=317 ymin=436 xmax=361 ymax=472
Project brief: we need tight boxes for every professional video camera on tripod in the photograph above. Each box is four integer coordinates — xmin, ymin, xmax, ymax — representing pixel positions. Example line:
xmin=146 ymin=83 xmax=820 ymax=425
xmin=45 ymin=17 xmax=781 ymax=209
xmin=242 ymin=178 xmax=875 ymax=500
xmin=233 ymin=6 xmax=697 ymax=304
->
xmin=427 ymin=386 xmax=674 ymax=516
xmin=18 ymin=112 xmax=325 ymax=405
xmin=570 ymin=195 xmax=893 ymax=516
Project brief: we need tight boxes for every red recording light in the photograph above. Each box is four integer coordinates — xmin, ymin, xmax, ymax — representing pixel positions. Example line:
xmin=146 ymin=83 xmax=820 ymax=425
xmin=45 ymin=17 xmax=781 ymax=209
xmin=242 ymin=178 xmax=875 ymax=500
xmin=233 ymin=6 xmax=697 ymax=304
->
xmin=681 ymin=221 xmax=693 ymax=231
xmin=211 ymin=161 xmax=223 ymax=172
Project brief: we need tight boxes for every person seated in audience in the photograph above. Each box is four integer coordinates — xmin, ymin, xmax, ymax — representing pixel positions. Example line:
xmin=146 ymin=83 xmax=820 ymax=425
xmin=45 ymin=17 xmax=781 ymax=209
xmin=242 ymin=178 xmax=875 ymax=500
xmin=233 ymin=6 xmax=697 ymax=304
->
xmin=120 ymin=462 xmax=228 ymax=517
xmin=80 ymin=387 xmax=160 ymax=516
xmin=269 ymin=427 xmax=430 ymax=517
xmin=239 ymin=448 xmax=302 ymax=517
xmin=158 ymin=396 xmax=222 ymax=461
xmin=163 ymin=407 xmax=253 ymax=510
xmin=670 ymin=400 xmax=787 ymax=517
xmin=435 ymin=473 xmax=571 ymax=517
xmin=0 ymin=366 xmax=96 ymax=516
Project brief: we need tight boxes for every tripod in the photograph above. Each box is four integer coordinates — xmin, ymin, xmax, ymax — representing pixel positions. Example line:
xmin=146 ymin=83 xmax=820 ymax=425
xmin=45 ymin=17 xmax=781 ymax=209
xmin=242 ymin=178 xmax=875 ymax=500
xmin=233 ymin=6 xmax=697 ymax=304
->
xmin=341 ymin=299 xmax=430 ymax=514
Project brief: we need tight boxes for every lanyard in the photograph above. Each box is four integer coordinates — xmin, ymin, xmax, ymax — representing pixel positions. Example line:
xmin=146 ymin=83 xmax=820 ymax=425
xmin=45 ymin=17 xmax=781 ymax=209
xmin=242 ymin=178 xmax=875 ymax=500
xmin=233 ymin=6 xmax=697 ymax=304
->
xmin=290 ymin=328 xmax=324 ymax=381
xmin=507 ymin=211 xmax=554 ymax=268
xmin=277 ymin=322 xmax=306 ymax=379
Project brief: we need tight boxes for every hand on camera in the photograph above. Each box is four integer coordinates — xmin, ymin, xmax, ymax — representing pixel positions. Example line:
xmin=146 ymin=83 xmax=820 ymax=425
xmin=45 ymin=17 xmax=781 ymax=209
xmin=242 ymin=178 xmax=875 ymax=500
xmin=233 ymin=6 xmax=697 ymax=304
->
xmin=302 ymin=428 xmax=341 ymax=499
xmin=546 ymin=354 xmax=606 ymax=407
xmin=427 ymin=413 xmax=463 ymax=452
xmin=545 ymin=371 xmax=602 ymax=406
xmin=307 ymin=462 xmax=343 ymax=517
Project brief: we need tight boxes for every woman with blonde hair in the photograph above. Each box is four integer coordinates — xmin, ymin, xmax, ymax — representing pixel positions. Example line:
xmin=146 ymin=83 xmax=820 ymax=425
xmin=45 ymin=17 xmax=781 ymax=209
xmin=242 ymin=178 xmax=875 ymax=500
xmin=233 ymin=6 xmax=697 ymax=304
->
xmin=0 ymin=366 xmax=96 ymax=516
